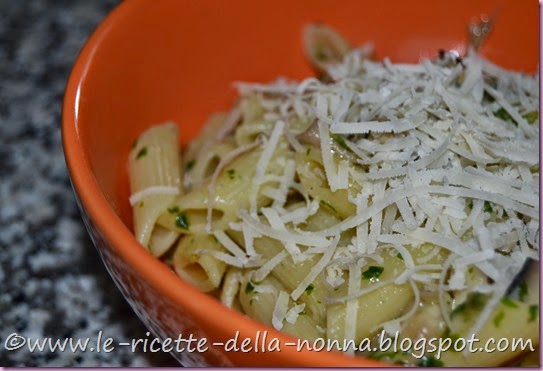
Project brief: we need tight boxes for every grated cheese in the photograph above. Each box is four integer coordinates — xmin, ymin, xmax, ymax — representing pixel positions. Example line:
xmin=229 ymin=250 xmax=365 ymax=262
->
xmin=272 ymin=291 xmax=290 ymax=330
xmin=129 ymin=186 xmax=179 ymax=206
xmin=170 ymin=42 xmax=539 ymax=359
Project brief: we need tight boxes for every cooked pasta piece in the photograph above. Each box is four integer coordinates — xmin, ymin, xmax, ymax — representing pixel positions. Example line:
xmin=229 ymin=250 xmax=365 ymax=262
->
xmin=173 ymin=233 xmax=228 ymax=292
xmin=128 ymin=122 xmax=182 ymax=254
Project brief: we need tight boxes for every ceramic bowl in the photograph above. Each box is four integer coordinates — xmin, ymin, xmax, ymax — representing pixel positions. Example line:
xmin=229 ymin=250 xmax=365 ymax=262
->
xmin=62 ymin=0 xmax=537 ymax=366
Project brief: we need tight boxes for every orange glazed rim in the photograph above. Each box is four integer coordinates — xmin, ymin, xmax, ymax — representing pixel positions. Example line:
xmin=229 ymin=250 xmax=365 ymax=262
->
xmin=62 ymin=0 xmax=537 ymax=367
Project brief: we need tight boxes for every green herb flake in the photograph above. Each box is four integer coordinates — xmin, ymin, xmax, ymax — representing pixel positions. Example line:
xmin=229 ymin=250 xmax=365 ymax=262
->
xmin=175 ymin=211 xmax=190 ymax=230
xmin=227 ymin=168 xmax=236 ymax=179
xmin=451 ymin=292 xmax=488 ymax=318
xmin=494 ymin=107 xmax=517 ymax=125
xmin=167 ymin=206 xmax=180 ymax=214
xmin=362 ymin=266 xmax=384 ymax=281
xmin=518 ymin=281 xmax=528 ymax=302
xmin=493 ymin=311 xmax=505 ymax=327
xmin=320 ymin=199 xmax=337 ymax=213
xmin=304 ymin=284 xmax=315 ymax=295
xmin=330 ymin=132 xmax=350 ymax=151
xmin=136 ymin=146 xmax=148 ymax=159
xmin=417 ymin=355 xmax=444 ymax=367
xmin=484 ymin=201 xmax=493 ymax=213
xmin=245 ymin=282 xmax=255 ymax=294
xmin=396 ymin=253 xmax=404 ymax=260
xmin=501 ymin=297 xmax=518 ymax=308
xmin=524 ymin=110 xmax=538 ymax=124
xmin=467 ymin=201 xmax=473 ymax=210
xmin=451 ymin=303 xmax=467 ymax=318
xmin=306 ymin=147 xmax=311 ymax=156
xmin=441 ymin=327 xmax=460 ymax=342
xmin=529 ymin=305 xmax=538 ymax=322
xmin=185 ymin=159 xmax=196 ymax=171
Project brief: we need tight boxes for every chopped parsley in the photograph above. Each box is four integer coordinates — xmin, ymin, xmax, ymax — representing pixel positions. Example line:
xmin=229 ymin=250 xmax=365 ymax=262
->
xmin=396 ymin=253 xmax=404 ymax=260
xmin=524 ymin=110 xmax=538 ymax=124
xmin=362 ymin=266 xmax=384 ymax=281
xmin=167 ymin=206 xmax=180 ymax=214
xmin=501 ymin=297 xmax=518 ymax=308
xmin=494 ymin=108 xmax=538 ymax=126
xmin=529 ymin=305 xmax=538 ymax=322
xmin=185 ymin=159 xmax=196 ymax=171
xmin=451 ymin=292 xmax=488 ymax=318
xmin=494 ymin=107 xmax=516 ymax=125
xmin=136 ymin=146 xmax=148 ymax=159
xmin=245 ymin=282 xmax=255 ymax=294
xmin=441 ymin=327 xmax=460 ymax=342
xmin=493 ymin=311 xmax=505 ymax=327
xmin=227 ymin=168 xmax=236 ymax=179
xmin=518 ymin=281 xmax=528 ymax=302
xmin=484 ymin=201 xmax=493 ymax=213
xmin=330 ymin=132 xmax=350 ymax=151
xmin=304 ymin=284 xmax=315 ymax=295
xmin=175 ymin=211 xmax=190 ymax=230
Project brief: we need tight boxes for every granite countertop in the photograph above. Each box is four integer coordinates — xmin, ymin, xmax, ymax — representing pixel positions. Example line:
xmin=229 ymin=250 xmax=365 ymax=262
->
xmin=0 ymin=1 xmax=177 ymax=366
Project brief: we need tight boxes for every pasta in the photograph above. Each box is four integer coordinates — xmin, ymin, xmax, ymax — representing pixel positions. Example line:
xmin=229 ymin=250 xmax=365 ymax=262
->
xmin=128 ymin=24 xmax=539 ymax=366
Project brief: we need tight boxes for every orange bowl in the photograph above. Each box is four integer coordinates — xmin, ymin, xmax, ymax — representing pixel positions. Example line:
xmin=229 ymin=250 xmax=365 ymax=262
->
xmin=62 ymin=0 xmax=538 ymax=366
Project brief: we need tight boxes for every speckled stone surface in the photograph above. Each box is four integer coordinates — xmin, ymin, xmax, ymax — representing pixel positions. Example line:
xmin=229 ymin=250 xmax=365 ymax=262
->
xmin=0 ymin=1 xmax=177 ymax=366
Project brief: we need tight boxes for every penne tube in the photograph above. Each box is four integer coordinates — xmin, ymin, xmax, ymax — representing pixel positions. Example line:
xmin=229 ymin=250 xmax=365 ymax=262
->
xmin=148 ymin=224 xmax=180 ymax=257
xmin=239 ymin=273 xmax=323 ymax=341
xmin=172 ymin=234 xmax=228 ymax=292
xmin=295 ymin=147 xmax=358 ymax=219
xmin=128 ymin=122 xmax=182 ymax=249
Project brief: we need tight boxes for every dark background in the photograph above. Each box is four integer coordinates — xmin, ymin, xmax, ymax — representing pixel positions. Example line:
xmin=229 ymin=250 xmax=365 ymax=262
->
xmin=0 ymin=1 xmax=177 ymax=366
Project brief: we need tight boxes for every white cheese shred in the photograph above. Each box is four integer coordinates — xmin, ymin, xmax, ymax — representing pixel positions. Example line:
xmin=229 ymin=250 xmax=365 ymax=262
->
xmin=129 ymin=186 xmax=179 ymax=206
xmin=167 ymin=44 xmax=539 ymax=360
xmin=272 ymin=291 xmax=290 ymax=330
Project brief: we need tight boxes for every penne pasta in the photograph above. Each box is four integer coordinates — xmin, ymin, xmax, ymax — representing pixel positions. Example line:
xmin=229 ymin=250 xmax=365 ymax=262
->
xmin=128 ymin=122 xmax=182 ymax=250
xmin=172 ymin=233 xmax=228 ymax=292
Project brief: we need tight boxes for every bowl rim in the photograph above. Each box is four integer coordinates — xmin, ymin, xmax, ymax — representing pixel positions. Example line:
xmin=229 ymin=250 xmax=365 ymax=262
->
xmin=61 ymin=0 xmax=386 ymax=367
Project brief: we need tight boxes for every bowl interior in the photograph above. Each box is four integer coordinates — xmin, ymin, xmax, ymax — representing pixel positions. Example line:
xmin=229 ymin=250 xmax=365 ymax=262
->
xmin=64 ymin=0 xmax=538 ymax=366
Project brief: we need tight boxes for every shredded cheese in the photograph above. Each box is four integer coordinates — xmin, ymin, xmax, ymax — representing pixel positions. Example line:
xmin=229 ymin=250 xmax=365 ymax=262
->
xmin=129 ymin=186 xmax=179 ymax=206
xmin=161 ymin=41 xmax=539 ymax=360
